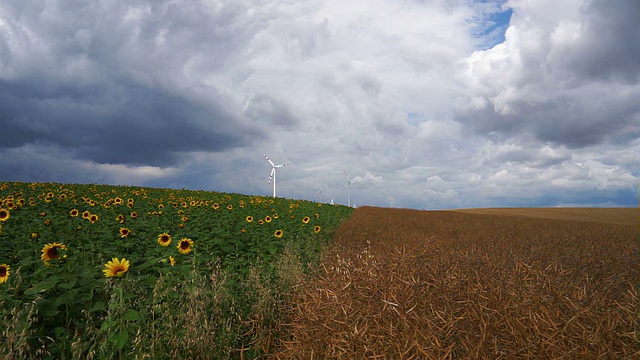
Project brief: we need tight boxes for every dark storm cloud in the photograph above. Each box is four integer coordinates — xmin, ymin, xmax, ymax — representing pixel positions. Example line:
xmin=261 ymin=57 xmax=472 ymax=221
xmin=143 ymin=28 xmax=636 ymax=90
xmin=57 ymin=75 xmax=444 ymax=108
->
xmin=460 ymin=88 xmax=640 ymax=148
xmin=244 ymin=94 xmax=300 ymax=129
xmin=552 ymin=0 xmax=640 ymax=83
xmin=0 ymin=0 xmax=264 ymax=166
xmin=0 ymin=0 xmax=637 ymax=209
xmin=0 ymin=79 xmax=251 ymax=166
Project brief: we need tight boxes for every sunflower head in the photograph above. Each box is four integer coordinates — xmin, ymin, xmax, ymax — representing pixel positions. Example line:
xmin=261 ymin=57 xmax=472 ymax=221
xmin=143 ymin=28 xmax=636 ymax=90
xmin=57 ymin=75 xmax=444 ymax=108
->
xmin=0 ymin=264 xmax=9 ymax=284
xmin=103 ymin=258 xmax=130 ymax=278
xmin=157 ymin=233 xmax=172 ymax=246
xmin=246 ymin=216 xmax=253 ymax=223
xmin=314 ymin=225 xmax=321 ymax=233
xmin=265 ymin=216 xmax=272 ymax=223
xmin=177 ymin=238 xmax=194 ymax=254
xmin=274 ymin=229 xmax=283 ymax=238
xmin=302 ymin=216 xmax=310 ymax=224
xmin=41 ymin=242 xmax=68 ymax=266
xmin=0 ymin=208 xmax=9 ymax=221
xmin=69 ymin=209 xmax=79 ymax=217
xmin=119 ymin=227 xmax=131 ymax=238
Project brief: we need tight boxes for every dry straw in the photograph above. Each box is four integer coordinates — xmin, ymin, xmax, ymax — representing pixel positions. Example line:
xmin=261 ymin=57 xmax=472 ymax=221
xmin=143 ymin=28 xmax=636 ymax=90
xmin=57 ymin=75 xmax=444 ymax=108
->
xmin=271 ymin=207 xmax=639 ymax=359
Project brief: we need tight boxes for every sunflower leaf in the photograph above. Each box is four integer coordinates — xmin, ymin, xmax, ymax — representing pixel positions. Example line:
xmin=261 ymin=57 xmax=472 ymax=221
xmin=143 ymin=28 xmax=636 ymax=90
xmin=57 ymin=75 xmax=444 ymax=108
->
xmin=113 ymin=329 xmax=129 ymax=350
xmin=90 ymin=301 xmax=105 ymax=312
xmin=58 ymin=278 xmax=77 ymax=289
xmin=122 ymin=309 xmax=139 ymax=321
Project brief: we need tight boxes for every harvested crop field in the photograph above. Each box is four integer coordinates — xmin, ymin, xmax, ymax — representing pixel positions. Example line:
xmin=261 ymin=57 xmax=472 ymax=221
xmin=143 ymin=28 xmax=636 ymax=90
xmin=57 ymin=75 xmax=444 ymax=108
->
xmin=272 ymin=207 xmax=639 ymax=359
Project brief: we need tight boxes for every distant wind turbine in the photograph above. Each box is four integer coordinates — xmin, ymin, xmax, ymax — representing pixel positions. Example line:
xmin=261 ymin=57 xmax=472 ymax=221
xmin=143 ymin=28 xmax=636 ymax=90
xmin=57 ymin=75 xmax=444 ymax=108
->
xmin=342 ymin=171 xmax=359 ymax=207
xmin=263 ymin=154 xmax=290 ymax=198
xmin=315 ymin=182 xmax=326 ymax=203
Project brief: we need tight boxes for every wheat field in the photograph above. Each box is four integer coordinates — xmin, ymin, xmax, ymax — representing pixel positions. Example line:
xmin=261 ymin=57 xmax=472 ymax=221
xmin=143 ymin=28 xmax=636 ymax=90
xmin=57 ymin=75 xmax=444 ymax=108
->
xmin=271 ymin=207 xmax=639 ymax=359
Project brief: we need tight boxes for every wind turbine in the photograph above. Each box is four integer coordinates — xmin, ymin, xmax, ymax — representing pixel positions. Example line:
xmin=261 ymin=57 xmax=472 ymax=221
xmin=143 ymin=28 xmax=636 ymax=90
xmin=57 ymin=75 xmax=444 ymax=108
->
xmin=263 ymin=154 xmax=290 ymax=198
xmin=315 ymin=182 xmax=326 ymax=203
xmin=342 ymin=171 xmax=359 ymax=207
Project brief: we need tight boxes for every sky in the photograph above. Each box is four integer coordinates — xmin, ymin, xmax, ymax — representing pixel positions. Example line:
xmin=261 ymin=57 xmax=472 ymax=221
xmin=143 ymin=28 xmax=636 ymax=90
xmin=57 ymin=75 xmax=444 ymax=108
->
xmin=0 ymin=0 xmax=638 ymax=209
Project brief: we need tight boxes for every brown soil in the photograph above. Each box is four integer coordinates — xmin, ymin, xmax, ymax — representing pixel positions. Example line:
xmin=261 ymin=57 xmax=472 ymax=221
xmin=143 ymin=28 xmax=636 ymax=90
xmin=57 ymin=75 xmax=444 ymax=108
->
xmin=272 ymin=207 xmax=639 ymax=359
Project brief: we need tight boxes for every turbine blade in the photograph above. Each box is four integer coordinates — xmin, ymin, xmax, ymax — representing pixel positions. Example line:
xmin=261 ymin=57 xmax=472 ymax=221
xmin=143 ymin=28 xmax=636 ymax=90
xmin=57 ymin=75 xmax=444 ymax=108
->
xmin=263 ymin=154 xmax=276 ymax=167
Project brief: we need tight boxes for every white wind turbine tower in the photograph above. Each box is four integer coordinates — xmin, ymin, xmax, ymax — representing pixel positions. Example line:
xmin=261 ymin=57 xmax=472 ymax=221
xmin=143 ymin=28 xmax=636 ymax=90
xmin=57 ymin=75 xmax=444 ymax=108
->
xmin=315 ymin=182 xmax=326 ymax=203
xmin=263 ymin=154 xmax=290 ymax=198
xmin=342 ymin=171 xmax=359 ymax=207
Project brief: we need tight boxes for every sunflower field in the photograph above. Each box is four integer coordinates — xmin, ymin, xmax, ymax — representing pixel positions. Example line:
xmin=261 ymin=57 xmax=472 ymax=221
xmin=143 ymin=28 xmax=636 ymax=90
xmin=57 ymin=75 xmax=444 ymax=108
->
xmin=0 ymin=182 xmax=353 ymax=359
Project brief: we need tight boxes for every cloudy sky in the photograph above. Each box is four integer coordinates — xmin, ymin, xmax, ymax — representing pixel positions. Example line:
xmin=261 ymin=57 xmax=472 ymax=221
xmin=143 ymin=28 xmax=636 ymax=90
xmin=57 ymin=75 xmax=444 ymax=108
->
xmin=1 ymin=0 xmax=638 ymax=209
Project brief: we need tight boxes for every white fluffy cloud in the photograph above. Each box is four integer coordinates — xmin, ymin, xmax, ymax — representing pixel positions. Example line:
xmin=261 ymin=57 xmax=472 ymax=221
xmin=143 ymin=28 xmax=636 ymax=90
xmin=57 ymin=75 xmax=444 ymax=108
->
xmin=0 ymin=0 xmax=637 ymax=208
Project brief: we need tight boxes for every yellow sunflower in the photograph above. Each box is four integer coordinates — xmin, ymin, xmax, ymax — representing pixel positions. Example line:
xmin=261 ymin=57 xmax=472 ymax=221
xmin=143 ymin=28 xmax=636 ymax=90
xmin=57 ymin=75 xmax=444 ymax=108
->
xmin=69 ymin=209 xmax=79 ymax=217
xmin=246 ymin=216 xmax=253 ymax=223
xmin=274 ymin=229 xmax=283 ymax=238
xmin=89 ymin=214 xmax=98 ymax=223
xmin=103 ymin=258 xmax=130 ymax=278
xmin=41 ymin=242 xmax=68 ymax=265
xmin=157 ymin=233 xmax=172 ymax=246
xmin=82 ymin=210 xmax=91 ymax=219
xmin=119 ymin=227 xmax=131 ymax=238
xmin=0 ymin=208 xmax=9 ymax=222
xmin=212 ymin=203 xmax=220 ymax=210
xmin=0 ymin=264 xmax=9 ymax=284
xmin=302 ymin=216 xmax=310 ymax=224
xmin=177 ymin=238 xmax=194 ymax=254
xmin=314 ymin=225 xmax=321 ymax=233
xmin=265 ymin=216 xmax=272 ymax=223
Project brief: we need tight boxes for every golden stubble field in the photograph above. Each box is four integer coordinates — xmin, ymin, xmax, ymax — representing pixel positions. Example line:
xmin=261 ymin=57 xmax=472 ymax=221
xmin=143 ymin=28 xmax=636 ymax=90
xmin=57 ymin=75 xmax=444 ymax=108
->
xmin=272 ymin=207 xmax=638 ymax=359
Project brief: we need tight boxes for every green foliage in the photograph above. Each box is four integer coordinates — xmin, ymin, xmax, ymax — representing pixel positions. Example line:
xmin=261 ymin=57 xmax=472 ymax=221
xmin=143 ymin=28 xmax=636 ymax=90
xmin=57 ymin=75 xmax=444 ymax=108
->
xmin=0 ymin=181 xmax=353 ymax=359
